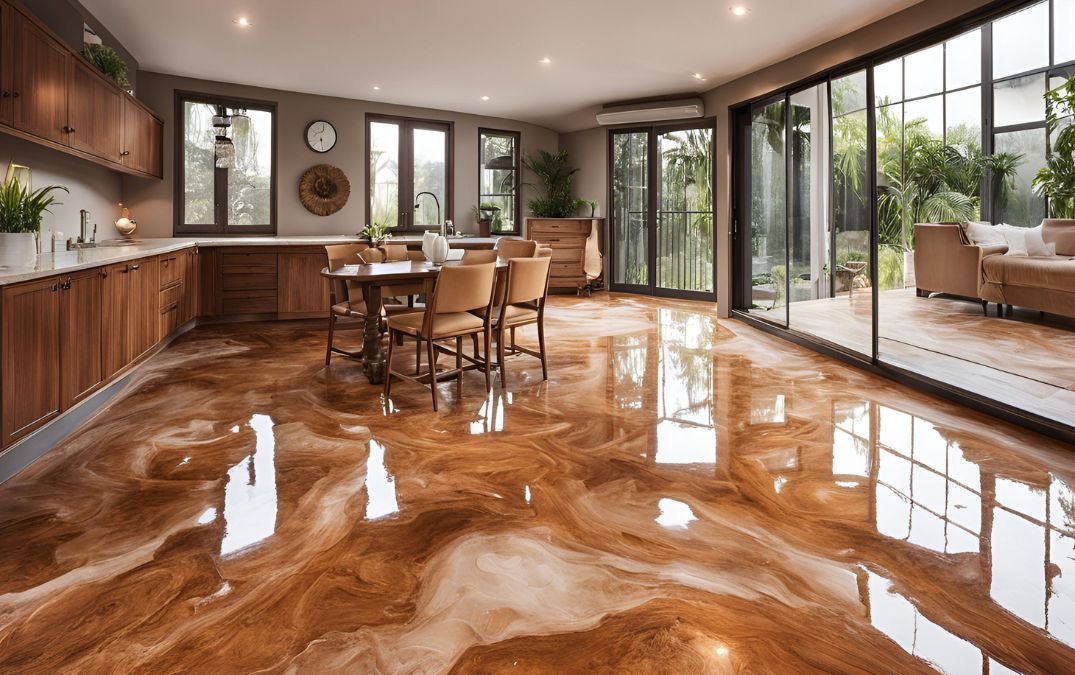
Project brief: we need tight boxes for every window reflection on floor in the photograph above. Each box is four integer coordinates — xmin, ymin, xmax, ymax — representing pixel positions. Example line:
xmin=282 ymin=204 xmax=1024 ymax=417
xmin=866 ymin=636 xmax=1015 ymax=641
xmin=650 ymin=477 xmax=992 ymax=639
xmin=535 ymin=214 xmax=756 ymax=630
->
xmin=220 ymin=414 xmax=278 ymax=556
xmin=365 ymin=439 xmax=399 ymax=521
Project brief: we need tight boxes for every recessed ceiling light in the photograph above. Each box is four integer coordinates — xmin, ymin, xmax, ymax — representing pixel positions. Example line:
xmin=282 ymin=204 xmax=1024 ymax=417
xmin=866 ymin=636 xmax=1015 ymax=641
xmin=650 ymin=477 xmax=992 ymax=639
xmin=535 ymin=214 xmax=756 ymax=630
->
xmin=481 ymin=95 xmax=490 ymax=101
xmin=373 ymin=85 xmax=381 ymax=91
xmin=539 ymin=57 xmax=552 ymax=64
xmin=693 ymin=73 xmax=706 ymax=80
xmin=730 ymin=5 xmax=749 ymax=16
xmin=233 ymin=16 xmax=252 ymax=27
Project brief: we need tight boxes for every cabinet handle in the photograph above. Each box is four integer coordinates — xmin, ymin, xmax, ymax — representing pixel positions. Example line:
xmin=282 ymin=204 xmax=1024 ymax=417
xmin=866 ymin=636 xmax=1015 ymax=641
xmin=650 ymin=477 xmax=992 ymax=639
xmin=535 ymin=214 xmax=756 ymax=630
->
xmin=60 ymin=278 xmax=71 ymax=290
xmin=11 ymin=91 xmax=19 ymax=98
xmin=120 ymin=150 xmax=130 ymax=156
xmin=101 ymin=270 xmax=108 ymax=278
xmin=121 ymin=265 xmax=130 ymax=273
xmin=131 ymin=264 xmax=140 ymax=271
xmin=1 ymin=91 xmax=9 ymax=98
xmin=62 ymin=126 xmax=75 ymax=133
xmin=51 ymin=283 xmax=58 ymax=292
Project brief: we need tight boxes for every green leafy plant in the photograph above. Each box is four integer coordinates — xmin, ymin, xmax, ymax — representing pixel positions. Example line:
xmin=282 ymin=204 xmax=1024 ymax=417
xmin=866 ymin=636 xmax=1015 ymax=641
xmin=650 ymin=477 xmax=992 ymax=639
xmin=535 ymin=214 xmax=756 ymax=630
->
xmin=473 ymin=202 xmax=503 ymax=232
xmin=362 ymin=220 xmax=392 ymax=243
xmin=523 ymin=149 xmax=587 ymax=217
xmin=0 ymin=177 xmax=67 ymax=234
xmin=1034 ymin=75 xmax=1075 ymax=218
xmin=83 ymin=43 xmax=130 ymax=89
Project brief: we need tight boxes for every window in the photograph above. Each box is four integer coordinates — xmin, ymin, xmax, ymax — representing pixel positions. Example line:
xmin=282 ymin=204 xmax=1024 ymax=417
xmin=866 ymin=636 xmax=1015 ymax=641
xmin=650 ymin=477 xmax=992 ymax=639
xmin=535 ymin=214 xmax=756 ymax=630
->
xmin=478 ymin=129 xmax=520 ymax=234
xmin=176 ymin=93 xmax=276 ymax=235
xmin=366 ymin=114 xmax=452 ymax=231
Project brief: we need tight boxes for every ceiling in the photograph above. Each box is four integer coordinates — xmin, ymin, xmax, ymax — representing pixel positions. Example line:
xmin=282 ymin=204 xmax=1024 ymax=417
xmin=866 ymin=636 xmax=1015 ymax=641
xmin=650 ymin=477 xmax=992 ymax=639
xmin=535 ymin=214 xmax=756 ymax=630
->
xmin=81 ymin=0 xmax=924 ymax=132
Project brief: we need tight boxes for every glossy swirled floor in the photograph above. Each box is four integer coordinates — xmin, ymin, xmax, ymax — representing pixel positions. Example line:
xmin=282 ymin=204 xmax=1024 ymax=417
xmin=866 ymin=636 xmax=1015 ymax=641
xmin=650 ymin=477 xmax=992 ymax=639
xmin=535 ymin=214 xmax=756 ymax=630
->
xmin=1 ymin=294 xmax=1074 ymax=673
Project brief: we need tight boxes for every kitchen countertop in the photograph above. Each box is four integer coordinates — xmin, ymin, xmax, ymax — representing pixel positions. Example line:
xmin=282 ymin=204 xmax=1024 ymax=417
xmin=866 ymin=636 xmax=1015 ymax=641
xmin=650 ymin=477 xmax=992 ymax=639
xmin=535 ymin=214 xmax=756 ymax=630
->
xmin=0 ymin=235 xmax=508 ymax=286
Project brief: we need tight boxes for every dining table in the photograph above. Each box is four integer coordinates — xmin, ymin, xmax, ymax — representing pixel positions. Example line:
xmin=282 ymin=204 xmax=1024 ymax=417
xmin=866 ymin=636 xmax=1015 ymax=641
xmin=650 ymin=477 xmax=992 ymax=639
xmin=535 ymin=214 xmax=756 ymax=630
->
xmin=321 ymin=259 xmax=507 ymax=384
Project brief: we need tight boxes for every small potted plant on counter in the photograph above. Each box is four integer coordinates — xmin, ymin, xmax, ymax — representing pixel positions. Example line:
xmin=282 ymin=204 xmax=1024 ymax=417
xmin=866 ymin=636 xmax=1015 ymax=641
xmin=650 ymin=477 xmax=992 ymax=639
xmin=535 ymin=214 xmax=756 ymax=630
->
xmin=1034 ymin=74 xmax=1075 ymax=225
xmin=361 ymin=220 xmax=393 ymax=248
xmin=472 ymin=202 xmax=502 ymax=237
xmin=0 ymin=173 xmax=67 ymax=268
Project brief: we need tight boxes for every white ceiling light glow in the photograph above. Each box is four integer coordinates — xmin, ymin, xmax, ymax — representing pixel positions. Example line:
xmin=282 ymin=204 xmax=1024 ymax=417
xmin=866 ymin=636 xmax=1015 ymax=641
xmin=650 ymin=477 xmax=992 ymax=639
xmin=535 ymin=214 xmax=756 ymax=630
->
xmin=730 ymin=6 xmax=749 ymax=16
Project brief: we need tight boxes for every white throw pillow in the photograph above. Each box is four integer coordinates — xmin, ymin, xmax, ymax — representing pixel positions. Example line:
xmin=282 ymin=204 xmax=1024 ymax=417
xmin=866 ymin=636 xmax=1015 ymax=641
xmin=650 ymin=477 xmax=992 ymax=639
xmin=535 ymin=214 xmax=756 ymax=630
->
xmin=995 ymin=224 xmax=1029 ymax=256
xmin=1023 ymin=224 xmax=1056 ymax=256
xmin=962 ymin=221 xmax=1006 ymax=247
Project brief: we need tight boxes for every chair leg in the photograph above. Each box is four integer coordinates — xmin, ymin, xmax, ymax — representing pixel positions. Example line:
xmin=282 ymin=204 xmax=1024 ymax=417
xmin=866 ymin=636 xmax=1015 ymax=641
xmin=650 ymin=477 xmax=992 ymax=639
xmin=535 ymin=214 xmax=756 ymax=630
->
xmin=383 ymin=328 xmax=395 ymax=399
xmin=497 ymin=326 xmax=507 ymax=389
xmin=325 ymin=313 xmax=335 ymax=366
xmin=415 ymin=334 xmax=422 ymax=375
xmin=483 ymin=327 xmax=492 ymax=391
xmin=426 ymin=337 xmax=439 ymax=411
xmin=456 ymin=336 xmax=463 ymax=388
xmin=510 ymin=326 xmax=516 ymax=352
xmin=537 ymin=316 xmax=548 ymax=381
xmin=471 ymin=333 xmax=480 ymax=361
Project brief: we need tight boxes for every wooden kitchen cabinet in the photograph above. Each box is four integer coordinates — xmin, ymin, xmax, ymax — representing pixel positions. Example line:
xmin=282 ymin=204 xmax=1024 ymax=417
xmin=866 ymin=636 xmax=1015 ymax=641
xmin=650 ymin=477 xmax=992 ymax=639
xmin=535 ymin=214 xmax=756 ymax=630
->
xmin=102 ymin=256 xmax=159 ymax=378
xmin=1 ymin=276 xmax=60 ymax=447
xmin=0 ymin=1 xmax=15 ymax=127
xmin=12 ymin=10 xmax=67 ymax=144
xmin=128 ymin=257 xmax=159 ymax=362
xmin=102 ymin=261 xmax=131 ymax=379
xmin=122 ymin=96 xmax=163 ymax=177
xmin=67 ymin=57 xmax=122 ymax=161
xmin=278 ymin=252 xmax=329 ymax=316
xmin=59 ymin=268 xmax=104 ymax=409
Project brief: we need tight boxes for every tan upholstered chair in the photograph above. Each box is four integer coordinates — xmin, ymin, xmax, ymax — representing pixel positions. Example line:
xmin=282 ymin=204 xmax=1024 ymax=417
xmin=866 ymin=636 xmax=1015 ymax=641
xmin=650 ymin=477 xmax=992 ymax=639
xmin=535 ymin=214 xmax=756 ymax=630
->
xmin=324 ymin=243 xmax=371 ymax=364
xmin=357 ymin=246 xmax=423 ymax=320
xmin=495 ymin=238 xmax=538 ymax=260
xmin=488 ymin=256 xmax=551 ymax=387
xmin=384 ymin=262 xmax=497 ymax=410
xmin=461 ymin=249 xmax=498 ymax=265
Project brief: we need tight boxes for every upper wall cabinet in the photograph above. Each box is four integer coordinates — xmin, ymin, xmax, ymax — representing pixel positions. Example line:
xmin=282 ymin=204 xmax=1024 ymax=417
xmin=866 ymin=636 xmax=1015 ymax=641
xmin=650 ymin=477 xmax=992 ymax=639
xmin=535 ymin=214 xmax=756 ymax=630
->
xmin=0 ymin=1 xmax=163 ymax=179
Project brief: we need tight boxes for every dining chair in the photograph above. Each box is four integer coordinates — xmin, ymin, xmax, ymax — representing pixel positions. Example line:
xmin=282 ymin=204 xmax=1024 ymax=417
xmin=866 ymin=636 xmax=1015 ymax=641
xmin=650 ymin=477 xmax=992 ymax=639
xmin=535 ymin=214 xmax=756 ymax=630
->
xmin=488 ymin=256 xmax=552 ymax=387
xmin=461 ymin=249 xmax=498 ymax=265
xmin=495 ymin=238 xmax=538 ymax=260
xmin=324 ymin=243 xmax=371 ymax=364
xmin=358 ymin=246 xmax=423 ymax=320
xmin=384 ymin=262 xmax=497 ymax=411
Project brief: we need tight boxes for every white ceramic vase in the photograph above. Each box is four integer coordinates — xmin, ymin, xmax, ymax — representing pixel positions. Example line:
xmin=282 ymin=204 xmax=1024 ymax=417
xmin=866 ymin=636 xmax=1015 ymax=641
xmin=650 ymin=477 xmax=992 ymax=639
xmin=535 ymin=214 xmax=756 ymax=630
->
xmin=421 ymin=231 xmax=437 ymax=260
xmin=428 ymin=234 xmax=450 ymax=265
xmin=0 ymin=232 xmax=38 ymax=268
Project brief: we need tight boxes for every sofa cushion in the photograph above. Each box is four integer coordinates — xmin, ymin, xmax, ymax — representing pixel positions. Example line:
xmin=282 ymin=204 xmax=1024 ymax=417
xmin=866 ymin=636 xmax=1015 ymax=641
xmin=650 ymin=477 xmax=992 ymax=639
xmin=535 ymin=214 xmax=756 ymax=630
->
xmin=982 ymin=254 xmax=1075 ymax=293
xmin=1043 ymin=219 xmax=1075 ymax=256
xmin=962 ymin=221 xmax=1006 ymax=247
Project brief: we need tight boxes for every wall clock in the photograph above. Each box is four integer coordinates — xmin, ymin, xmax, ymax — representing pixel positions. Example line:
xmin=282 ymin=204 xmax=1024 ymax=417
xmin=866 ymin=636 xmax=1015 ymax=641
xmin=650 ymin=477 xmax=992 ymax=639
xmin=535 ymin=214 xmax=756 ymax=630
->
xmin=305 ymin=120 xmax=337 ymax=153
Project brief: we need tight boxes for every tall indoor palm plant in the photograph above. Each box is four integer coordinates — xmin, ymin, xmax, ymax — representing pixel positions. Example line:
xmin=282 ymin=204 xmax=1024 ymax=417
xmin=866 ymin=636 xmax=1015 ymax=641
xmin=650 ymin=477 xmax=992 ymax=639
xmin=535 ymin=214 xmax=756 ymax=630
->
xmin=1033 ymin=75 xmax=1075 ymax=219
xmin=523 ymin=149 xmax=587 ymax=218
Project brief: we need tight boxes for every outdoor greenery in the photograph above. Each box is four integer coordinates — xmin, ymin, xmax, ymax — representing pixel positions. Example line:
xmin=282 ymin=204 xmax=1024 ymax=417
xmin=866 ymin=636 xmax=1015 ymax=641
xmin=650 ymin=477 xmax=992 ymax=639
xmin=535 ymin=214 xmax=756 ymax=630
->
xmin=0 ymin=176 xmax=67 ymax=235
xmin=1034 ymin=75 xmax=1075 ymax=219
xmin=523 ymin=150 xmax=587 ymax=218
xmin=83 ymin=43 xmax=130 ymax=89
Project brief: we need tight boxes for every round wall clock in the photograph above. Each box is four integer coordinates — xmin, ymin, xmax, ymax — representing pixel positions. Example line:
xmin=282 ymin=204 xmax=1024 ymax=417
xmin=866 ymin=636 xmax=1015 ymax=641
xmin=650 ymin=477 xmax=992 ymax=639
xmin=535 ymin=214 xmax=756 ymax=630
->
xmin=299 ymin=164 xmax=350 ymax=216
xmin=304 ymin=120 xmax=337 ymax=153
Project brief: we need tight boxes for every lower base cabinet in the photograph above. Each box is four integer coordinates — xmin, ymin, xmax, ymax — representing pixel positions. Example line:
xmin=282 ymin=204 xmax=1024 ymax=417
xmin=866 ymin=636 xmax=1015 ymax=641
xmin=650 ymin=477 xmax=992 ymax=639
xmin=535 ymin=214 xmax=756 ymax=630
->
xmin=1 ymin=278 xmax=61 ymax=447
xmin=102 ymin=256 xmax=160 ymax=380
xmin=60 ymin=269 xmax=105 ymax=410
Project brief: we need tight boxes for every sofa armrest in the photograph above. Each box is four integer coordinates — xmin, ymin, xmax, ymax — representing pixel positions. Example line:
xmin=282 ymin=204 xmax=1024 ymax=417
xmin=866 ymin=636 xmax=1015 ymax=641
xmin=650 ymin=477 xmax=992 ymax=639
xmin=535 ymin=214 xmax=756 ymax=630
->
xmin=913 ymin=223 xmax=986 ymax=299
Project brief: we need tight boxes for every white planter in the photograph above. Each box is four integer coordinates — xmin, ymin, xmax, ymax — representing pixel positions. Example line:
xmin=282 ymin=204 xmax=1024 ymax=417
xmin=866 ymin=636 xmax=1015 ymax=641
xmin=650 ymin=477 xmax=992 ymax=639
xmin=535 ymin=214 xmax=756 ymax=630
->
xmin=427 ymin=234 xmax=449 ymax=265
xmin=0 ymin=232 xmax=38 ymax=268
xmin=903 ymin=249 xmax=916 ymax=288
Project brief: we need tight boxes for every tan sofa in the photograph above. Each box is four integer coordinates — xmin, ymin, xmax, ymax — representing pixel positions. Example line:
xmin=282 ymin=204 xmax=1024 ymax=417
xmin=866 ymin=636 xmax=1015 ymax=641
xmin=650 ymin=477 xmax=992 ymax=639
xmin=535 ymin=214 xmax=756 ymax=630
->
xmin=913 ymin=221 xmax=1075 ymax=318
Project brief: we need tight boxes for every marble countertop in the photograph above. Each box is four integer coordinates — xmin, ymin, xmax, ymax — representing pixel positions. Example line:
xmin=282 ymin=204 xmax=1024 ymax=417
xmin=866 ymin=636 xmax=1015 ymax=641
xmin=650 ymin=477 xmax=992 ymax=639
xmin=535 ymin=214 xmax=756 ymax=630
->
xmin=0 ymin=235 xmax=506 ymax=286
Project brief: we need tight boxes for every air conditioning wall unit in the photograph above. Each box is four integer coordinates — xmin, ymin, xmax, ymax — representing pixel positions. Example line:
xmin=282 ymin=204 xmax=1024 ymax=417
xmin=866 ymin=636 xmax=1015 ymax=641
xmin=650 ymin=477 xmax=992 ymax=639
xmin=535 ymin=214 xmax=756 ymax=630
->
xmin=595 ymin=98 xmax=705 ymax=126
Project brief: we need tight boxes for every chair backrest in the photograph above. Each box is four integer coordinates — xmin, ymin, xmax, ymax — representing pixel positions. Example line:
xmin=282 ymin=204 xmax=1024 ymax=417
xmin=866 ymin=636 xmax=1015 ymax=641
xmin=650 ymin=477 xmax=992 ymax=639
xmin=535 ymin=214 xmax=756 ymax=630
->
xmin=325 ymin=243 xmax=368 ymax=271
xmin=496 ymin=239 xmax=538 ymax=260
xmin=381 ymin=244 xmax=409 ymax=261
xmin=431 ymin=263 xmax=496 ymax=314
xmin=461 ymin=249 xmax=498 ymax=265
xmin=504 ymin=256 xmax=551 ymax=306
xmin=358 ymin=248 xmax=385 ymax=264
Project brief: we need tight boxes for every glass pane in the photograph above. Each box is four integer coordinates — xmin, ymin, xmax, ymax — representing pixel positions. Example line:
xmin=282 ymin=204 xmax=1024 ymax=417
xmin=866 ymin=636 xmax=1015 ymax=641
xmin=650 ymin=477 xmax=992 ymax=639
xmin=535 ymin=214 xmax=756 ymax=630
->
xmin=945 ymin=30 xmax=981 ymax=90
xmin=874 ymin=58 xmax=903 ymax=106
xmin=994 ymin=73 xmax=1046 ymax=127
xmin=904 ymin=95 xmax=944 ymax=139
xmin=479 ymin=132 xmax=517 ymax=232
xmin=945 ymin=87 xmax=982 ymax=148
xmin=1058 ymin=0 xmax=1075 ymax=65
xmin=656 ymin=128 xmax=713 ymax=293
xmin=994 ymin=128 xmax=1047 ymax=225
xmin=227 ymin=108 xmax=272 ymax=226
xmin=876 ymin=102 xmax=905 ymax=254
xmin=832 ymin=71 xmax=867 ymax=116
xmin=749 ymin=99 xmax=787 ymax=324
xmin=369 ymin=121 xmax=399 ymax=226
xmin=1050 ymin=71 xmax=1075 ymax=150
xmin=992 ymin=2 xmax=1049 ymax=79
xmin=412 ymin=128 xmax=447 ymax=226
xmin=904 ymin=44 xmax=943 ymax=99
xmin=611 ymin=131 xmax=649 ymax=286
xmin=182 ymin=101 xmax=215 ymax=225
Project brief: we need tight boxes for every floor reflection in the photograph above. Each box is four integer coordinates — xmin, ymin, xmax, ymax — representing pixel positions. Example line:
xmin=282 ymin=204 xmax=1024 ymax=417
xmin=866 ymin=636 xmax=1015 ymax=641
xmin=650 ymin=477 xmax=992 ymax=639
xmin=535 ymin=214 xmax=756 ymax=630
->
xmin=220 ymin=414 xmax=278 ymax=556
xmin=365 ymin=440 xmax=398 ymax=520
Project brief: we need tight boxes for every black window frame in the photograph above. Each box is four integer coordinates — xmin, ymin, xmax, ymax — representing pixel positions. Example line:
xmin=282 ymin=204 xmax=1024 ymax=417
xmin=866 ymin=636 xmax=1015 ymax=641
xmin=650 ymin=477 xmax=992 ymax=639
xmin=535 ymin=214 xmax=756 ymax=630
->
xmin=478 ymin=128 xmax=522 ymax=234
xmin=365 ymin=113 xmax=454 ymax=232
xmin=173 ymin=91 xmax=278 ymax=236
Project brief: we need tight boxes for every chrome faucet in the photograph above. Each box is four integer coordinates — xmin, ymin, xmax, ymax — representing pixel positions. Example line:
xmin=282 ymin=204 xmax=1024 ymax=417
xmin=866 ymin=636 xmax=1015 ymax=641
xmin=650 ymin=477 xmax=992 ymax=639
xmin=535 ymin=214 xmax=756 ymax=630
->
xmin=67 ymin=210 xmax=97 ymax=250
xmin=414 ymin=192 xmax=442 ymax=237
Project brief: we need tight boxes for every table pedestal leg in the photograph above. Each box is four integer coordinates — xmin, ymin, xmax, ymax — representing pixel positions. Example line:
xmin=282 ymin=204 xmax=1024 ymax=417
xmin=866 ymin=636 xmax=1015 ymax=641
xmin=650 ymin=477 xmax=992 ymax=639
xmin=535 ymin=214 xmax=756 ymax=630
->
xmin=362 ymin=284 xmax=385 ymax=384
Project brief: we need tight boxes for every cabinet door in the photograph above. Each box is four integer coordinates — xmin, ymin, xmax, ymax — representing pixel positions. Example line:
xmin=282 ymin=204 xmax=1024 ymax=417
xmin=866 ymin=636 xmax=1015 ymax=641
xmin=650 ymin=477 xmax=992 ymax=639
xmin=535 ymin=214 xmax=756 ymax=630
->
xmin=102 ymin=262 xmax=131 ymax=378
xmin=278 ymin=252 xmax=330 ymax=314
xmin=127 ymin=256 xmax=159 ymax=361
xmin=12 ymin=12 xmax=67 ymax=144
xmin=182 ymin=248 xmax=199 ymax=323
xmin=2 ymin=277 xmax=61 ymax=447
xmin=60 ymin=269 xmax=104 ymax=409
xmin=122 ymin=97 xmax=163 ymax=177
xmin=67 ymin=58 xmax=121 ymax=160
xmin=0 ymin=2 xmax=14 ymax=126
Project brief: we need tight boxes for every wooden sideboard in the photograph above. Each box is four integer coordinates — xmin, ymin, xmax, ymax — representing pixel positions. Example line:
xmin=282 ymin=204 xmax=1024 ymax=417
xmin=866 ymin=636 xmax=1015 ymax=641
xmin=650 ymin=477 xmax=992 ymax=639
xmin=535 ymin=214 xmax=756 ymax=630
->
xmin=524 ymin=218 xmax=604 ymax=291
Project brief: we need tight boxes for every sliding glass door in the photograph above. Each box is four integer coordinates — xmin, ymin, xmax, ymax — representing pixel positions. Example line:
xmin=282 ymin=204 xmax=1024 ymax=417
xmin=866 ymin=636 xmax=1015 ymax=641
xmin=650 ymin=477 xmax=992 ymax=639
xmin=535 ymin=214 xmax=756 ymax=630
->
xmin=610 ymin=122 xmax=715 ymax=299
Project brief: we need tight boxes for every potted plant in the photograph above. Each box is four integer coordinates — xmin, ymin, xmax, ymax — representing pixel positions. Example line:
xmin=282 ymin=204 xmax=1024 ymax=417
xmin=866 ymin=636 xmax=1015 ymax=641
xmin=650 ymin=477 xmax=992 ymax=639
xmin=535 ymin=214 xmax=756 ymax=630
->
xmin=522 ymin=150 xmax=588 ymax=218
xmin=0 ymin=175 xmax=67 ymax=267
xmin=472 ymin=202 xmax=501 ymax=237
xmin=83 ymin=43 xmax=131 ymax=90
xmin=1034 ymin=75 xmax=1075 ymax=224
xmin=361 ymin=220 xmax=393 ymax=248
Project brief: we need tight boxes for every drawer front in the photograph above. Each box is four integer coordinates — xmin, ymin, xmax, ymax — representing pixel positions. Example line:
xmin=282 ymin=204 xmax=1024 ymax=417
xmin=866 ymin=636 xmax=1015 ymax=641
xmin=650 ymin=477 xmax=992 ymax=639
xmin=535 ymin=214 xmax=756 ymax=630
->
xmin=222 ymin=273 xmax=278 ymax=291
xmin=551 ymin=261 xmax=584 ymax=278
xmin=222 ymin=253 xmax=277 ymax=273
xmin=159 ymin=283 xmax=181 ymax=313
xmin=159 ymin=254 xmax=181 ymax=289
xmin=549 ymin=247 xmax=583 ymax=263
xmin=223 ymin=289 xmax=277 ymax=314
xmin=529 ymin=219 xmax=592 ymax=236
xmin=159 ymin=303 xmax=180 ymax=336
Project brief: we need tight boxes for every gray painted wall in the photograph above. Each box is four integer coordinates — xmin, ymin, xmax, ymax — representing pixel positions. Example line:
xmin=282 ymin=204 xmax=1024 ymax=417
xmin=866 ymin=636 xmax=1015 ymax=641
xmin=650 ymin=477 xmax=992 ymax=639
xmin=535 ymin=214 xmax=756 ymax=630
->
xmin=122 ymin=72 xmax=561 ymax=238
